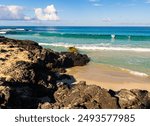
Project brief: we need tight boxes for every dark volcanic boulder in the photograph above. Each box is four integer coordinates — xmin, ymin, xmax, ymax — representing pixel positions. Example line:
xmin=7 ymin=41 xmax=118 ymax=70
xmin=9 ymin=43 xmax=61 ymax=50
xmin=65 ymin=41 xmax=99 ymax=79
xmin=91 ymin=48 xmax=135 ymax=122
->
xmin=0 ymin=85 xmax=10 ymax=108
xmin=0 ymin=81 xmax=56 ymax=109
xmin=39 ymin=82 xmax=119 ymax=109
xmin=39 ymin=83 xmax=150 ymax=109
xmin=116 ymin=89 xmax=150 ymax=109
xmin=7 ymin=85 xmax=38 ymax=109
xmin=0 ymin=36 xmax=42 ymax=51
xmin=2 ymin=61 xmax=56 ymax=89
xmin=59 ymin=52 xmax=90 ymax=68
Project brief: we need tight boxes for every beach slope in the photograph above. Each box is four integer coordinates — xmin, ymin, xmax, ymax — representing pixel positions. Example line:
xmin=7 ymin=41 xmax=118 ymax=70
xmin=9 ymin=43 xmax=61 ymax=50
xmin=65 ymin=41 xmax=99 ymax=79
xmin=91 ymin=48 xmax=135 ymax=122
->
xmin=67 ymin=63 xmax=150 ymax=91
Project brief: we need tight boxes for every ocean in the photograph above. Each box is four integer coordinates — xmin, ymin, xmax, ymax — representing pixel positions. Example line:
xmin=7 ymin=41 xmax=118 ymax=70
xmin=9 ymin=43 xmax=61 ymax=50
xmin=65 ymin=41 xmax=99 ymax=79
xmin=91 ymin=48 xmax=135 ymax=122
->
xmin=0 ymin=26 xmax=150 ymax=75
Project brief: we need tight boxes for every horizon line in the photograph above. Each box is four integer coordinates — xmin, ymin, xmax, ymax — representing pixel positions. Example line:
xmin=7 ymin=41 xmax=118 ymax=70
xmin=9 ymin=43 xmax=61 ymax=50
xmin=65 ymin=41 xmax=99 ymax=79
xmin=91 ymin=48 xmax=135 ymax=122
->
xmin=1 ymin=25 xmax=150 ymax=27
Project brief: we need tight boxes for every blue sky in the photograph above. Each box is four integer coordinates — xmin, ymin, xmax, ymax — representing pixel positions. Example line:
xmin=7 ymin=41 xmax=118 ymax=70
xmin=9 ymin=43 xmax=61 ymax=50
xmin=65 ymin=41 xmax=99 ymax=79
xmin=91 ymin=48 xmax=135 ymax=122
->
xmin=0 ymin=0 xmax=150 ymax=26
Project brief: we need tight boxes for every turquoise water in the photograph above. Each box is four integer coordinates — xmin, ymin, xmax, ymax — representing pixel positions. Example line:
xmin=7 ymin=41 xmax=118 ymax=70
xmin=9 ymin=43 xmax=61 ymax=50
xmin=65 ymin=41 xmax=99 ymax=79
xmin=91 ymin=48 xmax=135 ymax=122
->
xmin=0 ymin=26 xmax=150 ymax=75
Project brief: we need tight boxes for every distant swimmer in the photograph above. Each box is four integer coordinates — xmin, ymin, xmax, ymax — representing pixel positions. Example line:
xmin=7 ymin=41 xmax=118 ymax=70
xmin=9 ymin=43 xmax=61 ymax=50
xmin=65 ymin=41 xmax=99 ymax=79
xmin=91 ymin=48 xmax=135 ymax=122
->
xmin=111 ymin=34 xmax=115 ymax=39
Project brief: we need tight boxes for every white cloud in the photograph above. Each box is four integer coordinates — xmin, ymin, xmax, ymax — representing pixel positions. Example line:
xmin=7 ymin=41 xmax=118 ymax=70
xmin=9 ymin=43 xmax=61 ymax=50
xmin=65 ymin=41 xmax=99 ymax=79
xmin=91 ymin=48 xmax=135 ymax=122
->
xmin=102 ymin=17 xmax=112 ymax=22
xmin=89 ymin=0 xmax=103 ymax=7
xmin=93 ymin=3 xmax=103 ymax=6
xmin=35 ymin=5 xmax=59 ymax=21
xmin=0 ymin=5 xmax=31 ymax=20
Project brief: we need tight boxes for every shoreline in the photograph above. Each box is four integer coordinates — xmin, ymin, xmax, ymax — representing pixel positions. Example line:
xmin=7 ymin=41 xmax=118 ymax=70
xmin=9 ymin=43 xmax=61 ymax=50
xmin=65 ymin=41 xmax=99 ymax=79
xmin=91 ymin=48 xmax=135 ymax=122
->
xmin=66 ymin=62 xmax=150 ymax=91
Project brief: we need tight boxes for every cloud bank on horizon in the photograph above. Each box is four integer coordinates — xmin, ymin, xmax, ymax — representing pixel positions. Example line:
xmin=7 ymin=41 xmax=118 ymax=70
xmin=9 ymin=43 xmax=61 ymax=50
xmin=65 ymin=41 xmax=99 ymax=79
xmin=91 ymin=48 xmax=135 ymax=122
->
xmin=0 ymin=0 xmax=150 ymax=26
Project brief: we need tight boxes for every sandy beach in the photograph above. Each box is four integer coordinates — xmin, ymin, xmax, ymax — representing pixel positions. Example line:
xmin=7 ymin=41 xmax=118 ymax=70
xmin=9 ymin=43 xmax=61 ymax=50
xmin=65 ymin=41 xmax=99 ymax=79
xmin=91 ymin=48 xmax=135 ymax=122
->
xmin=67 ymin=63 xmax=150 ymax=91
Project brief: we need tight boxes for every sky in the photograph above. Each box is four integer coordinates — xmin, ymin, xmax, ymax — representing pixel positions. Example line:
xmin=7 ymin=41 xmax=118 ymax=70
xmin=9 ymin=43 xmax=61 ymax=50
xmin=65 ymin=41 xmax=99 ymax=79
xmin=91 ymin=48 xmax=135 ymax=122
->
xmin=0 ymin=0 xmax=150 ymax=26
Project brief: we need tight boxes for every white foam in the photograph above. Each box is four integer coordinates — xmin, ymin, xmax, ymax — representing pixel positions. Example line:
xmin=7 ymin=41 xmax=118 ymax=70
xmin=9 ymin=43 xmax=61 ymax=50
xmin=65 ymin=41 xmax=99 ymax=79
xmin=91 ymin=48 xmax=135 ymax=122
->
xmin=77 ymin=46 xmax=150 ymax=52
xmin=39 ymin=43 xmax=110 ymax=48
xmin=39 ymin=42 xmax=72 ymax=48
xmin=120 ymin=68 xmax=149 ymax=77
xmin=0 ymin=28 xmax=25 ymax=33
xmin=39 ymin=43 xmax=150 ymax=52
xmin=16 ymin=28 xmax=25 ymax=31
xmin=0 ymin=31 xmax=6 ymax=34
xmin=129 ymin=71 xmax=149 ymax=77
xmin=39 ymin=43 xmax=55 ymax=46
xmin=0 ymin=29 xmax=12 ymax=32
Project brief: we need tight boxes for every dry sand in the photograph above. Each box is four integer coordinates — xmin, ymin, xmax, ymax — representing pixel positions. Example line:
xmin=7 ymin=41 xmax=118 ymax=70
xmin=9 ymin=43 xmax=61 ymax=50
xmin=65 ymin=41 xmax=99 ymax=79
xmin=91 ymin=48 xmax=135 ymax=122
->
xmin=66 ymin=63 xmax=150 ymax=91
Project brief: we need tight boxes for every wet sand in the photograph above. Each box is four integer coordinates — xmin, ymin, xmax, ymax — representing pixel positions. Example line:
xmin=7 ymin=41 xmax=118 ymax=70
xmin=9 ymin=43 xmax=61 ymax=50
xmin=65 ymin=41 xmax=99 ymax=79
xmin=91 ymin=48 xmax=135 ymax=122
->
xmin=66 ymin=63 xmax=150 ymax=91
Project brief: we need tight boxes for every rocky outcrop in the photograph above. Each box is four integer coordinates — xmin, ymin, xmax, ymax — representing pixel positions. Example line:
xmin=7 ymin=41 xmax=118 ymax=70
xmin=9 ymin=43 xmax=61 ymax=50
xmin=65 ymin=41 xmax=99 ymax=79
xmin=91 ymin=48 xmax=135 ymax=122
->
xmin=0 ymin=36 xmax=90 ymax=108
xmin=39 ymin=82 xmax=119 ymax=109
xmin=116 ymin=89 xmax=150 ymax=109
xmin=0 ymin=36 xmax=150 ymax=109
xmin=38 ymin=82 xmax=150 ymax=109
xmin=59 ymin=52 xmax=90 ymax=67
xmin=0 ymin=36 xmax=89 ymax=84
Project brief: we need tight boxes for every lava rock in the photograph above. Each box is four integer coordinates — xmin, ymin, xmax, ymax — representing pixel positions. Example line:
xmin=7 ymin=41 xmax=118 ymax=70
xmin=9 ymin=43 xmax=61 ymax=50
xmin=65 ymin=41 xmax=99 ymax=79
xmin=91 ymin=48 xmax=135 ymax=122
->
xmin=116 ymin=89 xmax=150 ymax=109
xmin=59 ymin=52 xmax=90 ymax=68
xmin=51 ymin=82 xmax=119 ymax=109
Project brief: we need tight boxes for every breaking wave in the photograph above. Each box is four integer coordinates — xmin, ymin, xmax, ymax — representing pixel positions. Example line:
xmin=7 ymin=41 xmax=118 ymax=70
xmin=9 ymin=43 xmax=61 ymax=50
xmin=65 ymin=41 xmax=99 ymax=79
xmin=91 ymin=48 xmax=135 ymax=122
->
xmin=39 ymin=43 xmax=150 ymax=52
